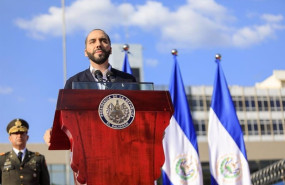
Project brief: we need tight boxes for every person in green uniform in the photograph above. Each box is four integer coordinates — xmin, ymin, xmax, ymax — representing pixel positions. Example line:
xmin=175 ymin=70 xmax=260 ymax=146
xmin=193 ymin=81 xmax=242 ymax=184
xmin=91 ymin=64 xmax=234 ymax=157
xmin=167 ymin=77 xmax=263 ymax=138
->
xmin=0 ymin=118 xmax=50 ymax=185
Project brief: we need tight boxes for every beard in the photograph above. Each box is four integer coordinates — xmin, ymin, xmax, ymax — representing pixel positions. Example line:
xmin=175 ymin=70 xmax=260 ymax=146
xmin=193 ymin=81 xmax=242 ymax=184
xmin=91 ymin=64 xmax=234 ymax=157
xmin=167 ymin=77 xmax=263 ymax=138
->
xmin=86 ymin=48 xmax=111 ymax=65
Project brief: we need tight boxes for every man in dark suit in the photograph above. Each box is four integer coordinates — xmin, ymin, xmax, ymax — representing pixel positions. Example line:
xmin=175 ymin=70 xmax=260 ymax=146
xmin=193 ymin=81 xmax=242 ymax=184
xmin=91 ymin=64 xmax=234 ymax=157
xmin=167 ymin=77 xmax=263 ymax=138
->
xmin=0 ymin=119 xmax=50 ymax=185
xmin=64 ymin=28 xmax=136 ymax=89
xmin=44 ymin=28 xmax=136 ymax=145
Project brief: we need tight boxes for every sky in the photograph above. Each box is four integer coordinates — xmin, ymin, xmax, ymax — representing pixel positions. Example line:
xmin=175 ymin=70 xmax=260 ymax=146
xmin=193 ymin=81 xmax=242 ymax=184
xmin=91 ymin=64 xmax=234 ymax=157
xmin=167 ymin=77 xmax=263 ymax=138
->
xmin=0 ymin=0 xmax=285 ymax=143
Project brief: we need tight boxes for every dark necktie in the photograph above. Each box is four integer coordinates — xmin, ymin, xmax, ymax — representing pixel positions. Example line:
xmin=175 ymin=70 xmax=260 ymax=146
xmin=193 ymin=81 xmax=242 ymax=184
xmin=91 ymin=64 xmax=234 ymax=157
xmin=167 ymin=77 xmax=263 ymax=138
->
xmin=18 ymin=152 xmax=23 ymax=162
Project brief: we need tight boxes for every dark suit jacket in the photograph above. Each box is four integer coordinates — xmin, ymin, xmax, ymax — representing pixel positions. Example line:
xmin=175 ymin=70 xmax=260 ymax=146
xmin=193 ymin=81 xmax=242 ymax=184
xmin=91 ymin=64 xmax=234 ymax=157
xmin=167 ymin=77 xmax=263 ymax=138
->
xmin=0 ymin=150 xmax=50 ymax=185
xmin=64 ymin=67 xmax=136 ymax=89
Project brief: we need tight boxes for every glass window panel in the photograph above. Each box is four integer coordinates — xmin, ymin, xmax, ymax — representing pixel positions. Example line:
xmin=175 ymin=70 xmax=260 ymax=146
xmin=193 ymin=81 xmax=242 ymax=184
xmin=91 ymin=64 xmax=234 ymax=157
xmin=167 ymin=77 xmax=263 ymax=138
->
xmin=245 ymin=96 xmax=256 ymax=111
xmin=266 ymin=124 xmax=272 ymax=135
xmin=279 ymin=122 xmax=283 ymax=130
xmin=240 ymin=120 xmax=246 ymax=135
xmin=199 ymin=100 xmax=203 ymax=106
xmin=189 ymin=95 xmax=204 ymax=111
xmin=202 ymin=124 xmax=206 ymax=132
xmin=238 ymin=101 xmax=243 ymax=110
xmin=260 ymin=122 xmax=265 ymax=135
xmin=194 ymin=124 xmax=199 ymax=132
xmin=206 ymin=96 xmax=211 ymax=110
xmin=251 ymin=100 xmax=255 ymax=106
xmin=245 ymin=100 xmax=249 ymax=107
xmin=232 ymin=96 xmax=243 ymax=111
xmin=264 ymin=101 xmax=268 ymax=110
xmin=241 ymin=125 xmax=245 ymax=134
xmin=270 ymin=99 xmax=274 ymax=107
xmin=254 ymin=123 xmax=258 ymax=131
xmin=258 ymin=101 xmax=262 ymax=110
xmin=276 ymin=100 xmax=281 ymax=107
xmin=273 ymin=121 xmax=278 ymax=135
xmin=248 ymin=124 xmax=252 ymax=131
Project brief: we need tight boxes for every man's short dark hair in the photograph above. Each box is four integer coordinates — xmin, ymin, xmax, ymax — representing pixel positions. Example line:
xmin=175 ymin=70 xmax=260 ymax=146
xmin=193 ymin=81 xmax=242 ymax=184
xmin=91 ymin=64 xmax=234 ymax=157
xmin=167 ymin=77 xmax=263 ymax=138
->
xmin=85 ymin=29 xmax=111 ymax=48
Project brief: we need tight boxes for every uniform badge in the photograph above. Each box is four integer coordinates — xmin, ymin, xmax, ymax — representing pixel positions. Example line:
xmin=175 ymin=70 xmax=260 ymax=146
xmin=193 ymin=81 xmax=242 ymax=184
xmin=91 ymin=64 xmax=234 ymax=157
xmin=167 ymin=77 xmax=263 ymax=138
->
xmin=15 ymin=119 xmax=22 ymax=127
xmin=4 ymin=161 xmax=12 ymax=171
xmin=98 ymin=94 xmax=135 ymax=129
xmin=4 ymin=161 xmax=11 ymax=166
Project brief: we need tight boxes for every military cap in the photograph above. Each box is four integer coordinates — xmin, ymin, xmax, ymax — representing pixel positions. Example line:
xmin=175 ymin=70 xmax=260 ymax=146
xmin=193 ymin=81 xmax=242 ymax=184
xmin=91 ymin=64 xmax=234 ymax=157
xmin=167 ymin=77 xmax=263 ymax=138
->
xmin=6 ymin=118 xmax=29 ymax=134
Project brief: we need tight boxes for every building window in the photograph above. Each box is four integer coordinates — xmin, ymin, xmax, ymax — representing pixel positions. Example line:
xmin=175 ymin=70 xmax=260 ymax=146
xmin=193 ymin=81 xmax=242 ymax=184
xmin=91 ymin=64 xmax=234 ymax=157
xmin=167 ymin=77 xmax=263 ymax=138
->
xmin=206 ymin=96 xmax=211 ymax=111
xmin=232 ymin=96 xmax=244 ymax=111
xmin=270 ymin=96 xmax=281 ymax=111
xmin=260 ymin=120 xmax=272 ymax=135
xmin=257 ymin=96 xmax=268 ymax=111
xmin=245 ymin=96 xmax=256 ymax=111
xmin=189 ymin=95 xmax=204 ymax=111
xmin=193 ymin=119 xmax=207 ymax=136
xmin=272 ymin=119 xmax=284 ymax=135
xmin=239 ymin=120 xmax=246 ymax=135
xmin=247 ymin=120 xmax=259 ymax=135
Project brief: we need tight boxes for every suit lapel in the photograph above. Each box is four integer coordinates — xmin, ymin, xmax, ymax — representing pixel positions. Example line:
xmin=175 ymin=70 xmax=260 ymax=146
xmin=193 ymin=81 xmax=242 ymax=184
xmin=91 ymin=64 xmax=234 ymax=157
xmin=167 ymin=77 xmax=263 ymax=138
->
xmin=10 ymin=150 xmax=21 ymax=164
xmin=22 ymin=149 xmax=31 ymax=165
xmin=84 ymin=68 xmax=96 ymax=82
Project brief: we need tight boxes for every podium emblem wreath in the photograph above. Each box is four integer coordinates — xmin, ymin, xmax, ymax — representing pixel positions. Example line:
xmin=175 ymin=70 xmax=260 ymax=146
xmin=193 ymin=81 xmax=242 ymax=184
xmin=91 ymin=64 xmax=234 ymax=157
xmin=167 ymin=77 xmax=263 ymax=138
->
xmin=98 ymin=94 xmax=135 ymax=129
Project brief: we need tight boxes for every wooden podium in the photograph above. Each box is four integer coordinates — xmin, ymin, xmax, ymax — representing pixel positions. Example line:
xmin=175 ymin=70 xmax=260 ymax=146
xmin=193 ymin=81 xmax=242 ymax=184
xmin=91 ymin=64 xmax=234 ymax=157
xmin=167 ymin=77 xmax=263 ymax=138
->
xmin=49 ymin=89 xmax=174 ymax=185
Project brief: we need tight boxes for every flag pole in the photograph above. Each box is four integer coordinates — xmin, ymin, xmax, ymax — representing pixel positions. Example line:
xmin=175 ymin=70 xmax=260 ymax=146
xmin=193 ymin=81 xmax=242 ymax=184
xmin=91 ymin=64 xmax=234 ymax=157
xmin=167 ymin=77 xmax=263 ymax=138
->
xmin=62 ymin=0 xmax=67 ymax=85
xmin=61 ymin=0 xmax=69 ymax=184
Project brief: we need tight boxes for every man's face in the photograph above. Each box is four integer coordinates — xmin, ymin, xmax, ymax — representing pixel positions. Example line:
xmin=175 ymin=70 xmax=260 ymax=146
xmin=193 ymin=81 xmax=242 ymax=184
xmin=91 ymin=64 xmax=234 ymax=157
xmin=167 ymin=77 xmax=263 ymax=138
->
xmin=9 ymin=132 xmax=29 ymax=150
xmin=85 ymin=30 xmax=112 ymax=65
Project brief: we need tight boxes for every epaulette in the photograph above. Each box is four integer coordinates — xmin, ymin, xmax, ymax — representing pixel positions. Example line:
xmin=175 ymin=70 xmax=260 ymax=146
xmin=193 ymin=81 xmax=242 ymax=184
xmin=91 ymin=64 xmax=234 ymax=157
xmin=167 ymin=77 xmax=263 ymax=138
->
xmin=0 ymin=152 xmax=5 ymax=156
xmin=35 ymin=152 xmax=40 ymax=156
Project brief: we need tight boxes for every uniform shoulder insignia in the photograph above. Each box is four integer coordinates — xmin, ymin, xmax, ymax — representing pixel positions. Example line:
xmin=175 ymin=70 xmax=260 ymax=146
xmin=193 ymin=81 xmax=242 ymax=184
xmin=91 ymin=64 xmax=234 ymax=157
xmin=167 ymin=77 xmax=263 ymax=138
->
xmin=35 ymin=152 xmax=40 ymax=156
xmin=0 ymin=152 xmax=5 ymax=156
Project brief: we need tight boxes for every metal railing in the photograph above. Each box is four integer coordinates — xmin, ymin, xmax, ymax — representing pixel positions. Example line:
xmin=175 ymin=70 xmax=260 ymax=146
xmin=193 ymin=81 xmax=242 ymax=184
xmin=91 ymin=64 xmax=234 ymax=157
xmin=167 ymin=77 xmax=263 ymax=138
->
xmin=251 ymin=159 xmax=285 ymax=185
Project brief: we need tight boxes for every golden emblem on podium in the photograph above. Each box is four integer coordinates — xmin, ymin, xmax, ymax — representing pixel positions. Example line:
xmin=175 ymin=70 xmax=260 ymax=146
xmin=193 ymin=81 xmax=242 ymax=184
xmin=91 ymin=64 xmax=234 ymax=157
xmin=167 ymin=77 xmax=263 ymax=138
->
xmin=99 ymin=94 xmax=135 ymax=129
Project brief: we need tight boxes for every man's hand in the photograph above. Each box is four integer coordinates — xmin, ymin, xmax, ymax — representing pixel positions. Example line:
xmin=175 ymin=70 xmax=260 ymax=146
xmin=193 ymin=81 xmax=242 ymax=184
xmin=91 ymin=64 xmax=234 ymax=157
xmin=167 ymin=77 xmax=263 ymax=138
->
xmin=43 ymin=128 xmax=52 ymax=147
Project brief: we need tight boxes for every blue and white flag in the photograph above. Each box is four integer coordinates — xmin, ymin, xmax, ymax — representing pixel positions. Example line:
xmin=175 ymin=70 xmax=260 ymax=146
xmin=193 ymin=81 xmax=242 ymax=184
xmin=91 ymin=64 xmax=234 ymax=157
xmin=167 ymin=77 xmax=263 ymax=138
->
xmin=208 ymin=58 xmax=251 ymax=185
xmin=122 ymin=51 xmax=133 ymax=74
xmin=162 ymin=54 xmax=203 ymax=185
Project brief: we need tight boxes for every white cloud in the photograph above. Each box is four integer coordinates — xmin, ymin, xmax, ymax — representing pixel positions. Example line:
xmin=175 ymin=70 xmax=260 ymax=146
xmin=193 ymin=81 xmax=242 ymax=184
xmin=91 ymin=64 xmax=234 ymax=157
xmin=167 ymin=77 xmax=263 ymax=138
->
xmin=128 ymin=1 xmax=170 ymax=28
xmin=14 ymin=0 xmax=285 ymax=48
xmin=261 ymin=14 xmax=283 ymax=23
xmin=15 ymin=0 xmax=123 ymax=39
xmin=145 ymin=58 xmax=159 ymax=67
xmin=233 ymin=14 xmax=285 ymax=48
xmin=233 ymin=25 xmax=272 ymax=47
xmin=0 ymin=86 xmax=13 ymax=94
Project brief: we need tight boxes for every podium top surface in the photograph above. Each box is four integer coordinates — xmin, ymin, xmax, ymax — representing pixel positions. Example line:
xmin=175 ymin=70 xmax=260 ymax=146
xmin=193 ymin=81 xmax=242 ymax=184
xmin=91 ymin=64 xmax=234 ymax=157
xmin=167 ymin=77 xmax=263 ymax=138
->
xmin=56 ymin=89 xmax=174 ymax=112
xmin=72 ymin=82 xmax=154 ymax=90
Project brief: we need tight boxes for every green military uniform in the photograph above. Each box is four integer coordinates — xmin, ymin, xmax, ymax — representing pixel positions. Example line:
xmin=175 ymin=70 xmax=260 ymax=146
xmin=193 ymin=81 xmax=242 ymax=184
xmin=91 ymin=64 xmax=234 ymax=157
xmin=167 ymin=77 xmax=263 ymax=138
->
xmin=0 ymin=150 xmax=50 ymax=185
xmin=0 ymin=118 xmax=50 ymax=185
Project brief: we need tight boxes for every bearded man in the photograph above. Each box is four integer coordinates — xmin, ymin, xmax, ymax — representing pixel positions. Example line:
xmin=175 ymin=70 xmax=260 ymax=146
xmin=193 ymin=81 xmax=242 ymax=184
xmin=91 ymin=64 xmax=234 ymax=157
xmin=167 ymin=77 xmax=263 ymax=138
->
xmin=64 ymin=29 xmax=136 ymax=89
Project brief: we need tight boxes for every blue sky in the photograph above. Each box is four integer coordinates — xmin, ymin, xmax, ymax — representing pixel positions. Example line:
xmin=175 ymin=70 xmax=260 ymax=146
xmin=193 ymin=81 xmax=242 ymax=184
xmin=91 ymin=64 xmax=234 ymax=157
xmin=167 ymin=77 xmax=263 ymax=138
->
xmin=1 ymin=0 xmax=284 ymax=143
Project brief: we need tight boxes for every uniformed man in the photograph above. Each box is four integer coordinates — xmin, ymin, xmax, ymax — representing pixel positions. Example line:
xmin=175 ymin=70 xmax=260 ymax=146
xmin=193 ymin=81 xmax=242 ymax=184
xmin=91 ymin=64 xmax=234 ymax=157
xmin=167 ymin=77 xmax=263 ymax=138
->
xmin=0 ymin=118 xmax=50 ymax=185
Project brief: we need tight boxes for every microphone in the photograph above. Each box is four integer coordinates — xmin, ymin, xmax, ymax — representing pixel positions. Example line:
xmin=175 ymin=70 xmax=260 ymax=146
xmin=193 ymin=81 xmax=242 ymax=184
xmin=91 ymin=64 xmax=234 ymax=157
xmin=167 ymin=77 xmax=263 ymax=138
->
xmin=106 ymin=70 xmax=116 ymax=82
xmin=94 ymin=70 xmax=103 ymax=82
